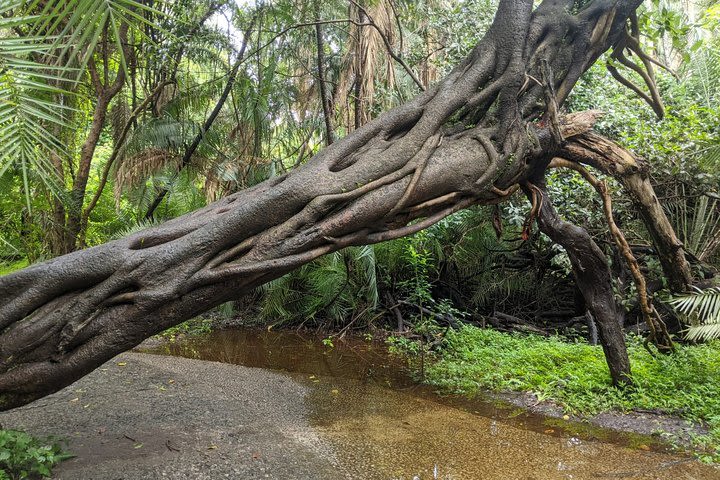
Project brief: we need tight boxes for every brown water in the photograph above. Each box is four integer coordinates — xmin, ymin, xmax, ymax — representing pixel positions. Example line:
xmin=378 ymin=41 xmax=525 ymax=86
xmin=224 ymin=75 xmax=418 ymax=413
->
xmin=141 ymin=328 xmax=720 ymax=479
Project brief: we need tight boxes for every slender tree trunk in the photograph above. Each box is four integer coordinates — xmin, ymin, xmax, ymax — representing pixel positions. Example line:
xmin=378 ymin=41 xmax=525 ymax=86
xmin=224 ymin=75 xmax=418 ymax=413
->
xmin=144 ymin=24 xmax=253 ymax=220
xmin=64 ymin=94 xmax=112 ymax=252
xmin=534 ymin=182 xmax=632 ymax=385
xmin=353 ymin=7 xmax=367 ymax=130
xmin=315 ymin=0 xmax=335 ymax=145
xmin=62 ymin=25 xmax=129 ymax=252
xmin=0 ymin=0 xmax=647 ymax=410
xmin=49 ymin=153 xmax=68 ymax=256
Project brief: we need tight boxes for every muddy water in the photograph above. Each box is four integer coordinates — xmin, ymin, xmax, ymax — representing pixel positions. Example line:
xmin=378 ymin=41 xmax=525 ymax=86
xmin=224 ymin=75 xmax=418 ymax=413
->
xmin=141 ymin=329 xmax=719 ymax=479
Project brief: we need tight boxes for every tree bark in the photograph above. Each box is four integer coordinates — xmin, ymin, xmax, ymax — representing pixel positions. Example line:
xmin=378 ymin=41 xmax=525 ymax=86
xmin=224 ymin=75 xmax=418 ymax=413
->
xmin=533 ymin=182 xmax=632 ymax=385
xmin=0 ymin=0 xmax=646 ymax=410
xmin=62 ymin=25 xmax=129 ymax=252
xmin=64 ymin=93 xmax=113 ymax=252
xmin=315 ymin=0 xmax=335 ymax=145
xmin=559 ymin=131 xmax=693 ymax=292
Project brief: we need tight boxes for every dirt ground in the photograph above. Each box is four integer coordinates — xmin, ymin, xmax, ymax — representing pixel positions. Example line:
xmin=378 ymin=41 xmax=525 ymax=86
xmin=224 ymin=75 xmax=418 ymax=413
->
xmin=0 ymin=353 xmax=345 ymax=479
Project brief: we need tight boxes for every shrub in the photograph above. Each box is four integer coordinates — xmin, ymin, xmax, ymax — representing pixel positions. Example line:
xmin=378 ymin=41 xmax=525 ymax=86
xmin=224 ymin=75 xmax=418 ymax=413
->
xmin=0 ymin=429 xmax=70 ymax=479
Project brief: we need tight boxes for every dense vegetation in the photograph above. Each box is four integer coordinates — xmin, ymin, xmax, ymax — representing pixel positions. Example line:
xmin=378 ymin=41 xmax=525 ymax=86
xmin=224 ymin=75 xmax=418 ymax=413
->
xmin=408 ymin=326 xmax=720 ymax=461
xmin=0 ymin=0 xmax=719 ymax=472
xmin=0 ymin=430 xmax=69 ymax=479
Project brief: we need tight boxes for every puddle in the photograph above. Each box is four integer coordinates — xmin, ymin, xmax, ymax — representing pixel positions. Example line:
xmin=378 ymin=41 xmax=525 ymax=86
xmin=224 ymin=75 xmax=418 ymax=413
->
xmin=140 ymin=328 xmax=719 ymax=479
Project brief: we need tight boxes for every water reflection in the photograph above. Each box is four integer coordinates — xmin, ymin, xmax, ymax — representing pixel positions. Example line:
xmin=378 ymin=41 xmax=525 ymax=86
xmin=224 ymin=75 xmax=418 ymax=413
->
xmin=140 ymin=328 xmax=719 ymax=479
xmin=141 ymin=328 xmax=414 ymax=387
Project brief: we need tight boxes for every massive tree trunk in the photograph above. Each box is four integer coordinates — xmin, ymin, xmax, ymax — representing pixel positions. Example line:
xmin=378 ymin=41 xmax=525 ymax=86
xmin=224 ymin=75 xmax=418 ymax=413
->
xmin=0 ymin=0 xmax=646 ymax=410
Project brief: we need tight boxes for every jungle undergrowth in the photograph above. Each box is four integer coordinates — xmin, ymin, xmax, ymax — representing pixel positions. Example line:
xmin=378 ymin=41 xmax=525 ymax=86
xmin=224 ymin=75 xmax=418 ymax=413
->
xmin=392 ymin=324 xmax=720 ymax=462
xmin=0 ymin=429 xmax=70 ymax=479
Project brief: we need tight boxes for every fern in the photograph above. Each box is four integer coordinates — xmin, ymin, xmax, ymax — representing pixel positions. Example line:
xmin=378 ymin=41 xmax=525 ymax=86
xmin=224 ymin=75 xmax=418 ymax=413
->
xmin=669 ymin=287 xmax=720 ymax=341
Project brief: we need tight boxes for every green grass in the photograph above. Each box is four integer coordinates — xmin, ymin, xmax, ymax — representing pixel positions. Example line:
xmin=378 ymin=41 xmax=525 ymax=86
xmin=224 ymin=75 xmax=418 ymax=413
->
xmin=418 ymin=325 xmax=720 ymax=460
xmin=0 ymin=259 xmax=28 ymax=277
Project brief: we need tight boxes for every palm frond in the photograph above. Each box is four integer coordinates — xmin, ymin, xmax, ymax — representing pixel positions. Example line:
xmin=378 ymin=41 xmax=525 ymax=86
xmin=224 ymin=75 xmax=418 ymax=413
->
xmin=114 ymin=147 xmax=181 ymax=201
xmin=355 ymin=244 xmax=379 ymax=308
xmin=0 ymin=36 xmax=74 ymax=208
xmin=33 ymin=0 xmax=167 ymax=75
xmin=669 ymin=286 xmax=720 ymax=341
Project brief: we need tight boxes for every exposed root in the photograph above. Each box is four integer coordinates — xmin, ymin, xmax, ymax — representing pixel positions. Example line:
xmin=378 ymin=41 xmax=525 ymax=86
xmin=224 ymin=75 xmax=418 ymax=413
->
xmin=550 ymin=158 xmax=675 ymax=353
xmin=539 ymin=60 xmax=563 ymax=145
xmin=387 ymin=134 xmax=442 ymax=216
xmin=473 ymin=134 xmax=503 ymax=189
xmin=492 ymin=185 xmax=520 ymax=198
xmin=103 ymin=292 xmax=137 ymax=306
xmin=368 ymin=197 xmax=479 ymax=243
xmin=522 ymin=182 xmax=544 ymax=241
xmin=207 ymin=236 xmax=257 ymax=269
xmin=404 ymin=192 xmax=462 ymax=214
xmin=606 ymin=14 xmax=665 ymax=119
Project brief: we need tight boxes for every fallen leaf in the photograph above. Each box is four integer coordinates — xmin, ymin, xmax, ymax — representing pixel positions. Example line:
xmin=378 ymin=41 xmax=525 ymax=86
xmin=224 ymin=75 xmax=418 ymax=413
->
xmin=117 ymin=362 xmax=127 ymax=367
xmin=134 ymin=443 xmax=143 ymax=449
xmin=83 ymin=404 xmax=90 ymax=408
xmin=70 ymin=397 xmax=79 ymax=402
xmin=331 ymin=389 xmax=339 ymax=395
xmin=208 ymin=445 xmax=218 ymax=450
xmin=562 ymin=415 xmax=570 ymax=420
xmin=168 ymin=379 xmax=175 ymax=384
xmin=544 ymin=429 xmax=555 ymax=434
xmin=638 ymin=444 xmax=651 ymax=451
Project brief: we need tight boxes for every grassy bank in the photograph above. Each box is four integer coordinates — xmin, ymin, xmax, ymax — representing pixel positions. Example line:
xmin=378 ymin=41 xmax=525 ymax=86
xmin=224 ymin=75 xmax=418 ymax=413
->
xmin=0 ymin=259 xmax=28 ymax=277
xmin=413 ymin=325 xmax=720 ymax=460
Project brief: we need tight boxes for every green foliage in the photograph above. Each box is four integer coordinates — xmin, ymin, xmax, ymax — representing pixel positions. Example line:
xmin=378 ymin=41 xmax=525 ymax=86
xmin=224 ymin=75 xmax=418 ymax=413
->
xmin=411 ymin=325 xmax=720 ymax=459
xmin=0 ymin=22 xmax=71 ymax=209
xmin=669 ymin=287 xmax=720 ymax=341
xmin=258 ymin=245 xmax=379 ymax=328
xmin=394 ymin=231 xmax=433 ymax=305
xmin=35 ymin=0 xmax=165 ymax=71
xmin=158 ymin=317 xmax=213 ymax=341
xmin=0 ymin=429 xmax=70 ymax=479
xmin=0 ymin=259 xmax=29 ymax=277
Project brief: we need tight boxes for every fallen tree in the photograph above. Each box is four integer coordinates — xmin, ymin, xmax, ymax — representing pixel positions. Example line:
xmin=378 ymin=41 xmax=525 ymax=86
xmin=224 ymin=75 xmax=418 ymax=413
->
xmin=0 ymin=0 xmax=689 ymax=410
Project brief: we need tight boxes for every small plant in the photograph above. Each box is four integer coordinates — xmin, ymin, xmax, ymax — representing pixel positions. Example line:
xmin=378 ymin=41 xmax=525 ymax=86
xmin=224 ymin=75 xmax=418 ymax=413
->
xmin=0 ymin=429 xmax=70 ymax=479
xmin=322 ymin=337 xmax=335 ymax=348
